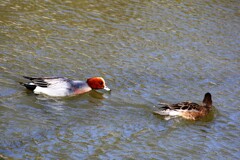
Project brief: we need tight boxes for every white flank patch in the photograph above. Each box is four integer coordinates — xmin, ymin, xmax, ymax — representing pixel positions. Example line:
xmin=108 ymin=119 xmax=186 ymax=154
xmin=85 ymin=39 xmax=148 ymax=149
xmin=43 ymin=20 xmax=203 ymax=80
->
xmin=34 ymin=86 xmax=69 ymax=97
xmin=168 ymin=110 xmax=181 ymax=116
xmin=154 ymin=109 xmax=183 ymax=116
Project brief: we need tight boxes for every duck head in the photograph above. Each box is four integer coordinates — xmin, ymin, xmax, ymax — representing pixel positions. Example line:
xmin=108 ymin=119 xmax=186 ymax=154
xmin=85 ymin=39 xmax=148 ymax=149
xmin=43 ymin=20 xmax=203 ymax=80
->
xmin=87 ymin=77 xmax=111 ymax=91
xmin=203 ymin=92 xmax=212 ymax=108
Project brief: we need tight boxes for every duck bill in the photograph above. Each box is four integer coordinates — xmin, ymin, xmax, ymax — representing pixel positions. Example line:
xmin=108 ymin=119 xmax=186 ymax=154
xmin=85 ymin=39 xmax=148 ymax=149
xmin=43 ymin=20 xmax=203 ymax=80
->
xmin=103 ymin=86 xmax=111 ymax=91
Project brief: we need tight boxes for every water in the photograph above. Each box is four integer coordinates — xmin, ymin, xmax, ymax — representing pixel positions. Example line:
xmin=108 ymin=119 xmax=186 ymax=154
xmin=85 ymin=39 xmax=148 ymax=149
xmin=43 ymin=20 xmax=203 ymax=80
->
xmin=1 ymin=0 xmax=240 ymax=159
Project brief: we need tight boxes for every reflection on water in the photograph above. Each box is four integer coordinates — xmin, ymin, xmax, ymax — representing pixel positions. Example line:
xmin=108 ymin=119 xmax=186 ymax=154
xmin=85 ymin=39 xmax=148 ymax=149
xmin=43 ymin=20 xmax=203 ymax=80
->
xmin=1 ymin=0 xmax=240 ymax=159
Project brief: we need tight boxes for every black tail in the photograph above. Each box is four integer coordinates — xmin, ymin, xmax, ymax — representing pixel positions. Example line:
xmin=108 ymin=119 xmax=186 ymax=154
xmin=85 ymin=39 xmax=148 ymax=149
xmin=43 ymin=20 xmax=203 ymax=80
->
xmin=23 ymin=76 xmax=36 ymax=81
xmin=203 ymin=92 xmax=212 ymax=107
xmin=19 ymin=82 xmax=36 ymax=91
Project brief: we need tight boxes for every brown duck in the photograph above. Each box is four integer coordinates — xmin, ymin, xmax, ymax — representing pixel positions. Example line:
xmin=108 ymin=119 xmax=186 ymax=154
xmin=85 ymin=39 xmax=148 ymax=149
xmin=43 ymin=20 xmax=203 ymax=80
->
xmin=153 ymin=93 xmax=213 ymax=120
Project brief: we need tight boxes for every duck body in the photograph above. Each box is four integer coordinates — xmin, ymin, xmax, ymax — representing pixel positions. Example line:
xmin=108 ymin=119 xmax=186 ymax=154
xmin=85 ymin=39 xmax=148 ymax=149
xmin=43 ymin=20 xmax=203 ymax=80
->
xmin=153 ymin=93 xmax=212 ymax=120
xmin=20 ymin=76 xmax=110 ymax=97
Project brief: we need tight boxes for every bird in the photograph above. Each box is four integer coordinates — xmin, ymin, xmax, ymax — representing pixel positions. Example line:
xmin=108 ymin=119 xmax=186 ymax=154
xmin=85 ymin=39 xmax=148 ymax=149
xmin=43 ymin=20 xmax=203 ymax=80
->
xmin=153 ymin=93 xmax=213 ymax=120
xmin=20 ymin=76 xmax=111 ymax=97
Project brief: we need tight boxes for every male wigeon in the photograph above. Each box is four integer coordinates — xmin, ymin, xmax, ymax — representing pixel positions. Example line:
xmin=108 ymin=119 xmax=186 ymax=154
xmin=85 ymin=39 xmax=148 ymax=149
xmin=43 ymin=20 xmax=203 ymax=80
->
xmin=153 ymin=93 xmax=212 ymax=120
xmin=20 ymin=76 xmax=111 ymax=97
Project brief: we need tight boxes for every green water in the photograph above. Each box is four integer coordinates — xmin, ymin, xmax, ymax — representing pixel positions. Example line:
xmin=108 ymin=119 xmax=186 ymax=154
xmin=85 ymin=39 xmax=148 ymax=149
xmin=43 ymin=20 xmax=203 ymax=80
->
xmin=1 ymin=0 xmax=240 ymax=159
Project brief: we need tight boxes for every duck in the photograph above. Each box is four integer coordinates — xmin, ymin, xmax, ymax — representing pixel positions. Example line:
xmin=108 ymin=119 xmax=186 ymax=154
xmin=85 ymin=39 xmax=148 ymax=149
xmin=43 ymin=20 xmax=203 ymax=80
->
xmin=153 ymin=93 xmax=212 ymax=120
xmin=20 ymin=76 xmax=111 ymax=97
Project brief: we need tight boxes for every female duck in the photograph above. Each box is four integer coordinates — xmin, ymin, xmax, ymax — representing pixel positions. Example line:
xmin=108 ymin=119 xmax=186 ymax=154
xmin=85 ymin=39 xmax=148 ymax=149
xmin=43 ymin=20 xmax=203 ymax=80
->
xmin=20 ymin=76 xmax=111 ymax=97
xmin=153 ymin=93 xmax=212 ymax=120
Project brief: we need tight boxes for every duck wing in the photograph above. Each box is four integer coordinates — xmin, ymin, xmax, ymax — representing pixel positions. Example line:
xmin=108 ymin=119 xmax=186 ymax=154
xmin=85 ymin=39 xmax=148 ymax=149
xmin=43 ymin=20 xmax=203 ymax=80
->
xmin=153 ymin=101 xmax=201 ymax=116
xmin=162 ymin=101 xmax=201 ymax=111
xmin=23 ymin=76 xmax=70 ymax=88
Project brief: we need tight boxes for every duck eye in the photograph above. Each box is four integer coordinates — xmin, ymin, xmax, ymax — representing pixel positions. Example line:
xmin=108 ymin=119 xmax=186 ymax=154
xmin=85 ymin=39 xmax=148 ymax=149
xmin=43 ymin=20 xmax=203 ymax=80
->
xmin=99 ymin=82 xmax=103 ymax=85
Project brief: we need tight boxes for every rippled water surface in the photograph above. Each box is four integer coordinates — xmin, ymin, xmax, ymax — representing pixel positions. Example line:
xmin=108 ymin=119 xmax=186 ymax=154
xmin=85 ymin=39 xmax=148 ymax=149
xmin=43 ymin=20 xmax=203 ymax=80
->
xmin=1 ymin=0 xmax=240 ymax=159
